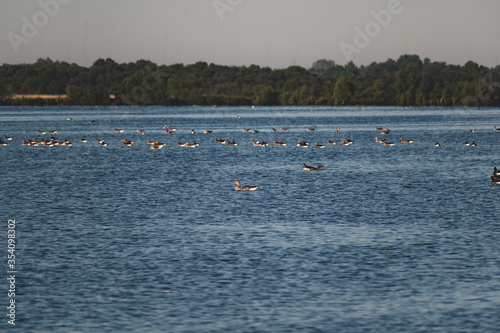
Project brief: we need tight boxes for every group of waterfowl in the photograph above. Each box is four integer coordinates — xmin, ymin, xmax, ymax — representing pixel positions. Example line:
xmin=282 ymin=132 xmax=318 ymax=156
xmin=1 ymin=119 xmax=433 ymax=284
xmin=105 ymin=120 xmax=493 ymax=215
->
xmin=373 ymin=126 xmax=496 ymax=148
xmin=0 ymin=135 xmax=13 ymax=146
xmin=215 ymin=137 xmax=238 ymax=145
xmin=177 ymin=141 xmax=200 ymax=148
xmin=3 ymin=117 xmax=500 ymax=192
xmin=147 ymin=139 xmax=167 ymax=149
xmin=20 ymin=138 xmax=73 ymax=147
xmin=6 ymin=123 xmax=498 ymax=151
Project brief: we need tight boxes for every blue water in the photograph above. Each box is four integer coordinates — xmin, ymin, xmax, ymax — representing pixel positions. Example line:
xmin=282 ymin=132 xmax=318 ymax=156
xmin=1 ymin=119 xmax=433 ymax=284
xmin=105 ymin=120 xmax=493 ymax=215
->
xmin=1 ymin=106 xmax=500 ymax=332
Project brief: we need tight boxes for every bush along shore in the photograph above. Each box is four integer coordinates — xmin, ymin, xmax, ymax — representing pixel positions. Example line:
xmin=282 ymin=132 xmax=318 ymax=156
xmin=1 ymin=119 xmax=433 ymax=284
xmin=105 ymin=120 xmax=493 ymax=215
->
xmin=1 ymin=55 xmax=499 ymax=107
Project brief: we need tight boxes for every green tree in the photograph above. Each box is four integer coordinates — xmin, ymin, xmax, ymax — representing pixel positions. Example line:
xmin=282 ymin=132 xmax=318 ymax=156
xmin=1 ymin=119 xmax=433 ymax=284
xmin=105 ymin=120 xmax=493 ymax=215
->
xmin=333 ymin=76 xmax=356 ymax=105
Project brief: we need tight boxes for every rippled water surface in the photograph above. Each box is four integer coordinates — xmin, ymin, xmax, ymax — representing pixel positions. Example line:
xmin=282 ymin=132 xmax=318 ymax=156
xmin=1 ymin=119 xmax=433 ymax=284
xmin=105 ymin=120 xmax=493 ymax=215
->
xmin=1 ymin=106 xmax=500 ymax=332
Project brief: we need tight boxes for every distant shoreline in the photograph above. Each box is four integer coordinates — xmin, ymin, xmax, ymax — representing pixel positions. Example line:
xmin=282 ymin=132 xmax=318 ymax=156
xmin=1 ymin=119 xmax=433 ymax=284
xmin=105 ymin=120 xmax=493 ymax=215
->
xmin=1 ymin=55 xmax=499 ymax=107
xmin=11 ymin=94 xmax=67 ymax=99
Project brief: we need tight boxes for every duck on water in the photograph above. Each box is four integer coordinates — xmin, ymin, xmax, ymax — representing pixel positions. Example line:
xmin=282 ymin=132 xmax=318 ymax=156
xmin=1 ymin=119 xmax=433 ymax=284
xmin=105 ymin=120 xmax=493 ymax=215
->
xmin=233 ymin=180 xmax=259 ymax=191
xmin=303 ymin=164 xmax=325 ymax=171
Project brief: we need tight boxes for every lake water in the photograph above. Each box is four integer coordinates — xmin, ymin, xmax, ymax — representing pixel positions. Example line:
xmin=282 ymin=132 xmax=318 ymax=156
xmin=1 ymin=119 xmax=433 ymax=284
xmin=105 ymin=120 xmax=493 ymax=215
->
xmin=1 ymin=106 xmax=500 ymax=332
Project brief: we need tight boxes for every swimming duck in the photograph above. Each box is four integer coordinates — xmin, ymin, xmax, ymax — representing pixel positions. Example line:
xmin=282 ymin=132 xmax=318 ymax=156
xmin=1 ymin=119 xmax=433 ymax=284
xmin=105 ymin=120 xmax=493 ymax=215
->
xmin=375 ymin=127 xmax=383 ymax=131
xmin=150 ymin=142 xmax=166 ymax=149
xmin=233 ymin=180 xmax=259 ymax=191
xmin=49 ymin=130 xmax=57 ymax=134
xmin=252 ymin=129 xmax=259 ymax=133
xmin=464 ymin=141 xmax=470 ymax=146
xmin=122 ymin=139 xmax=134 ymax=146
xmin=137 ymin=129 xmax=146 ymax=135
xmin=470 ymin=129 xmax=475 ymax=133
xmin=38 ymin=130 xmax=47 ymax=134
xmin=163 ymin=125 xmax=176 ymax=132
xmin=435 ymin=142 xmax=440 ymax=147
xmin=274 ymin=140 xmax=287 ymax=146
xmin=203 ymin=129 xmax=213 ymax=134
xmin=303 ymin=164 xmax=325 ymax=171
xmin=493 ymin=167 xmax=500 ymax=176
xmin=341 ymin=139 xmax=353 ymax=146
xmin=0 ymin=140 xmax=8 ymax=146
xmin=334 ymin=126 xmax=340 ymax=133
xmin=280 ymin=127 xmax=289 ymax=132
xmin=177 ymin=141 xmax=188 ymax=147
xmin=215 ymin=138 xmax=227 ymax=144
xmin=400 ymin=137 xmax=414 ymax=143
xmin=190 ymin=129 xmax=196 ymax=134
xmin=384 ymin=141 xmax=396 ymax=146
xmin=306 ymin=127 xmax=315 ymax=131
xmin=470 ymin=141 xmax=477 ymax=147
xmin=242 ymin=128 xmax=251 ymax=132
xmin=148 ymin=140 xmax=166 ymax=149
xmin=227 ymin=140 xmax=239 ymax=146
xmin=115 ymin=128 xmax=124 ymax=133
xmin=272 ymin=128 xmax=278 ymax=132
xmin=4 ymin=135 xmax=12 ymax=141
xmin=315 ymin=142 xmax=325 ymax=148
xmin=327 ymin=140 xmax=336 ymax=145
xmin=100 ymin=141 xmax=108 ymax=146
xmin=494 ymin=126 xmax=499 ymax=131
xmin=381 ymin=128 xmax=391 ymax=135
xmin=81 ymin=138 xmax=88 ymax=143
xmin=67 ymin=117 xmax=73 ymax=121
xmin=252 ymin=139 xmax=269 ymax=147
xmin=297 ymin=140 xmax=309 ymax=148
xmin=186 ymin=141 xmax=200 ymax=148
xmin=490 ymin=176 xmax=500 ymax=184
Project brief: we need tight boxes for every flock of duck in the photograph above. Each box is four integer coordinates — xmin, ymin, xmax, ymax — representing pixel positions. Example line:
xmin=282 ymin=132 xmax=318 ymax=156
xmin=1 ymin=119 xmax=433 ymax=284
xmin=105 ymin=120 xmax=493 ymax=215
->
xmin=2 ymin=124 xmax=497 ymax=149
xmin=1 ymin=121 xmax=499 ymax=189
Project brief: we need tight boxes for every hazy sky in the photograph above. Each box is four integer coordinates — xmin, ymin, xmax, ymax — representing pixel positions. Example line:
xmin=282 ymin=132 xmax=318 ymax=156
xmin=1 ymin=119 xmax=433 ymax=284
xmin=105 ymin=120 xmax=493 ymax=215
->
xmin=1 ymin=0 xmax=500 ymax=68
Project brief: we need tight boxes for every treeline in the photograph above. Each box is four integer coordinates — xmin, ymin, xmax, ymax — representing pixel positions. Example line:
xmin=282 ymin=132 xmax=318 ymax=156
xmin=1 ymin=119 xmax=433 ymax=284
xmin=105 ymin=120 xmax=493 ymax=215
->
xmin=1 ymin=55 xmax=499 ymax=106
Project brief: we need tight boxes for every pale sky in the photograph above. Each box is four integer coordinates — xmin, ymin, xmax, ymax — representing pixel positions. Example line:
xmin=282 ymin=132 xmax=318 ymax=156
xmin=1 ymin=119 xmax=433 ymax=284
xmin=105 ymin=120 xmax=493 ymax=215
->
xmin=1 ymin=0 xmax=500 ymax=68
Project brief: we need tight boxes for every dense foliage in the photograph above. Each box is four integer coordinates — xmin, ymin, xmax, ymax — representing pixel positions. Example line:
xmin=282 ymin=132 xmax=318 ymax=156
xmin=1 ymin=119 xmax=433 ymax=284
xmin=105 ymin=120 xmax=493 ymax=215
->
xmin=1 ymin=55 xmax=500 ymax=106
